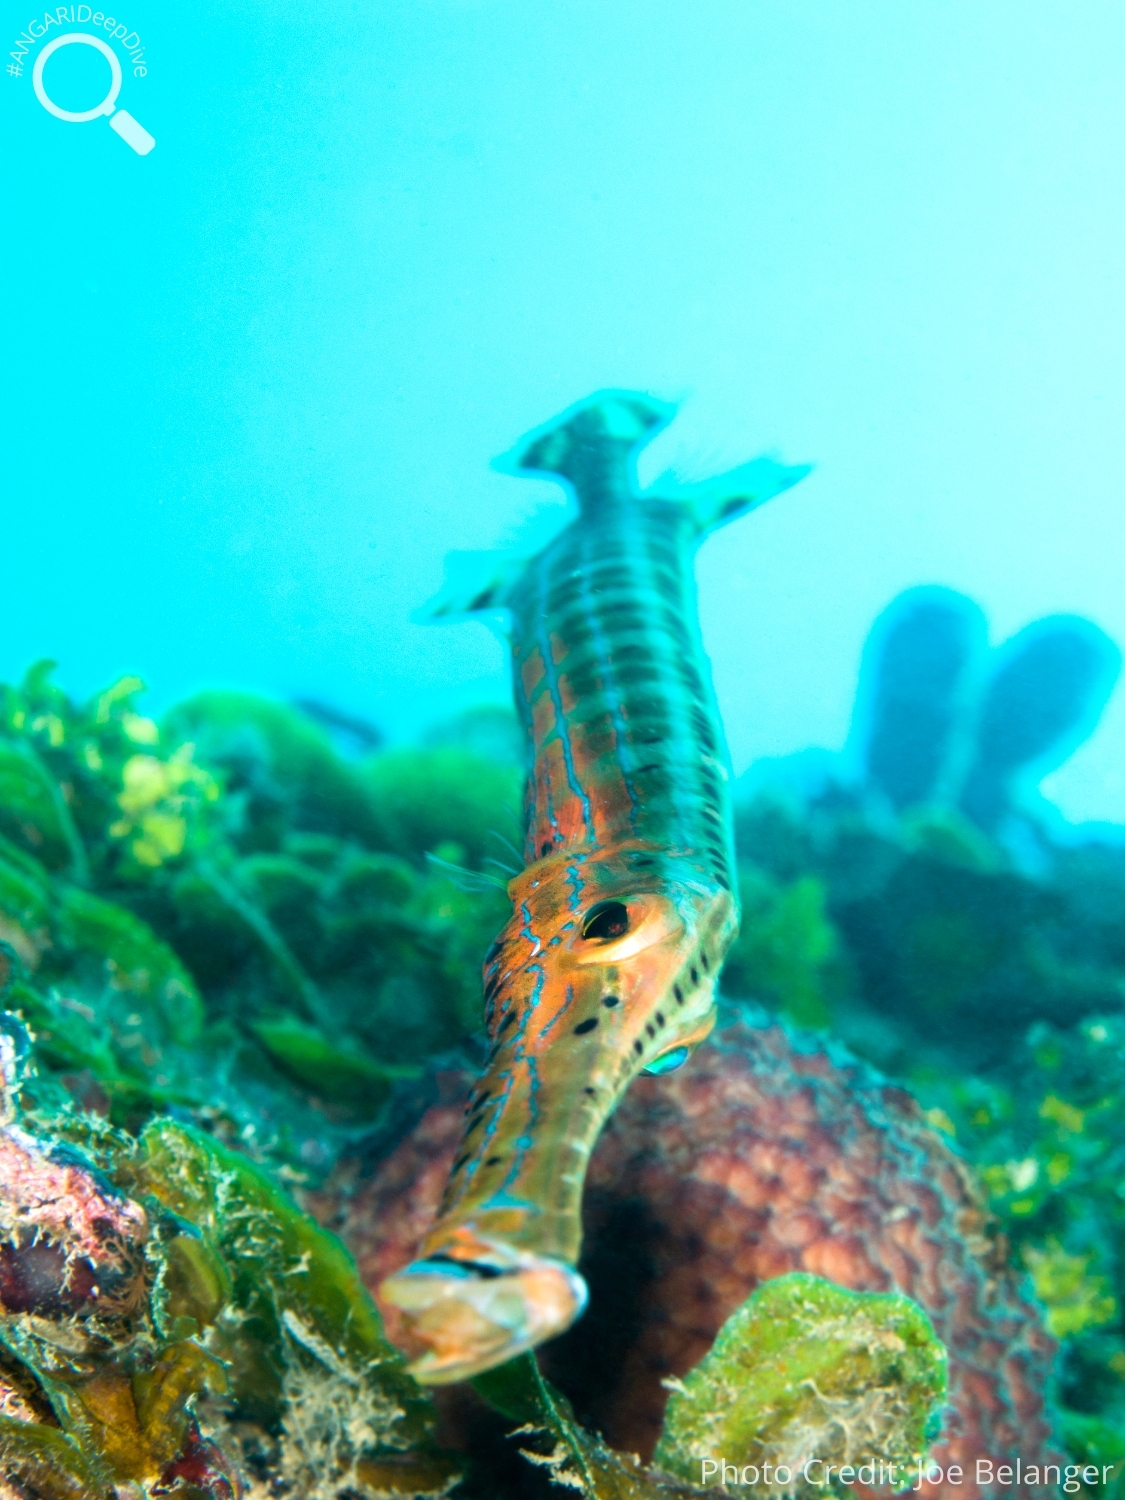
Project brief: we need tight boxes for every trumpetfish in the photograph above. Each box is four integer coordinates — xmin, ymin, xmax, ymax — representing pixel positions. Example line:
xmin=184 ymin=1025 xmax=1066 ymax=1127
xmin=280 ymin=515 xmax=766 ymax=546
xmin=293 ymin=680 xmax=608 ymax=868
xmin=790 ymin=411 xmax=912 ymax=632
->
xmin=380 ymin=391 xmax=809 ymax=1383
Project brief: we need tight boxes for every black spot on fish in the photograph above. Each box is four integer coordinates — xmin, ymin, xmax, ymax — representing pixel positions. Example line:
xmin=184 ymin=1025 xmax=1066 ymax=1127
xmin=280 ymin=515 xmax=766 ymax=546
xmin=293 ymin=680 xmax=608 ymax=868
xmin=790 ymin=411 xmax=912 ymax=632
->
xmin=485 ymin=1156 xmax=502 ymax=1166
xmin=584 ymin=1086 xmax=597 ymax=1096
xmin=428 ymin=1252 xmax=502 ymax=1279
xmin=701 ymin=952 xmax=710 ymax=972
xmin=690 ymin=967 xmax=699 ymax=986
xmin=453 ymin=1155 xmax=471 ymax=1172
xmin=655 ymin=1011 xmax=665 ymax=1027
xmin=634 ymin=1040 xmax=644 ymax=1055
xmin=541 ymin=841 xmax=553 ymax=858
xmin=602 ymin=995 xmax=619 ymax=1008
xmin=674 ymin=984 xmax=684 ymax=1004
xmin=574 ymin=1017 xmax=599 ymax=1035
xmin=645 ymin=1023 xmax=655 ymax=1038
xmin=498 ymin=1011 xmax=517 ymax=1033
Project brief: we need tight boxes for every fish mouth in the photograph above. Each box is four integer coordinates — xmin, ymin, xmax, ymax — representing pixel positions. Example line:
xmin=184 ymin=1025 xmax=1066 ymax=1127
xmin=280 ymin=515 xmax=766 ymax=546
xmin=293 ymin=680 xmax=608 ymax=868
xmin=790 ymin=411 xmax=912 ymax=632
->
xmin=379 ymin=1233 xmax=588 ymax=1384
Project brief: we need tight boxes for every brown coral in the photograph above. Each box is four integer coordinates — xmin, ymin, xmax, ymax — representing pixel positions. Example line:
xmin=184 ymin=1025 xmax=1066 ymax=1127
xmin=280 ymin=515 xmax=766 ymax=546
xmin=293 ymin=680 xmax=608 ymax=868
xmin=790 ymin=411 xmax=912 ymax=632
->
xmin=340 ymin=1016 xmax=1057 ymax=1499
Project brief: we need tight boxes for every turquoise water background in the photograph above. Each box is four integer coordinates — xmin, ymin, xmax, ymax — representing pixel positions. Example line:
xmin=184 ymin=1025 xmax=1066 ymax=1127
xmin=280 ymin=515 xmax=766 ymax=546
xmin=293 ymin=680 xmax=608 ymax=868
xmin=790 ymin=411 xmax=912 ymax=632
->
xmin=5 ymin=2 xmax=1125 ymax=822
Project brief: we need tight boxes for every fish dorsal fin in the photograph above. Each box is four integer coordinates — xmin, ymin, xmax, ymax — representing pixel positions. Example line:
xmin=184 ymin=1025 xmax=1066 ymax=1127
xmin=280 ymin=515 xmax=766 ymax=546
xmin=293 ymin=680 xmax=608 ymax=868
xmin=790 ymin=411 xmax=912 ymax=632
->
xmin=495 ymin=390 xmax=677 ymax=515
xmin=654 ymin=454 xmax=813 ymax=541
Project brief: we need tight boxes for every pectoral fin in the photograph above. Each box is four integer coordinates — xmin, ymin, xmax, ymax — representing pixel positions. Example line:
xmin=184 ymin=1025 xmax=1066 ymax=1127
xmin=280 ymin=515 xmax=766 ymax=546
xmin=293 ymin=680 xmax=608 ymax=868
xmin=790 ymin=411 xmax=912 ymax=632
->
xmin=415 ymin=550 xmax=527 ymax=621
xmin=661 ymin=454 xmax=813 ymax=540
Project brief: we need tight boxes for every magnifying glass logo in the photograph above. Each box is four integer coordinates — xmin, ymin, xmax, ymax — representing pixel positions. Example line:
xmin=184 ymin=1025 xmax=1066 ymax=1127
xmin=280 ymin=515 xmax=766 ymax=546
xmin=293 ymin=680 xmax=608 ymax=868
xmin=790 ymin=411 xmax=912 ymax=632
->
xmin=32 ymin=33 xmax=155 ymax=155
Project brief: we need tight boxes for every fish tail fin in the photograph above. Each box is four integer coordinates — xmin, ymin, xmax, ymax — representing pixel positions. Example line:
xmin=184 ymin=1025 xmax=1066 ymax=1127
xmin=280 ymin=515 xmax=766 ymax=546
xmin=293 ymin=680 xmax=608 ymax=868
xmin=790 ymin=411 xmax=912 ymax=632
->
xmin=414 ymin=550 xmax=526 ymax=622
xmin=659 ymin=454 xmax=813 ymax=540
xmin=494 ymin=389 xmax=677 ymax=512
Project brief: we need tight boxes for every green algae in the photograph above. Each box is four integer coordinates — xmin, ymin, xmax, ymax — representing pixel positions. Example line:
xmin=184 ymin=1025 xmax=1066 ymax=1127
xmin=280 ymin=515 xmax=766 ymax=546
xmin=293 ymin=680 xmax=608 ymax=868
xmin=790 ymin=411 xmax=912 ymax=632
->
xmin=914 ymin=1013 xmax=1125 ymax=1476
xmin=1023 ymin=1242 xmax=1116 ymax=1340
xmin=0 ymin=1418 xmax=107 ymax=1500
xmin=722 ymin=871 xmax=840 ymax=1031
xmin=471 ymin=1353 xmax=710 ymax=1499
xmin=162 ymin=688 xmax=386 ymax=850
xmin=0 ymin=666 xmax=513 ymax=1167
xmin=129 ymin=1118 xmax=448 ymax=1482
xmin=252 ymin=1015 xmax=420 ymax=1112
xmin=361 ymin=746 xmax=523 ymax=873
xmin=0 ymin=1075 xmax=457 ymax=1498
xmin=57 ymin=884 xmax=205 ymax=1046
xmin=653 ymin=1274 xmax=946 ymax=1496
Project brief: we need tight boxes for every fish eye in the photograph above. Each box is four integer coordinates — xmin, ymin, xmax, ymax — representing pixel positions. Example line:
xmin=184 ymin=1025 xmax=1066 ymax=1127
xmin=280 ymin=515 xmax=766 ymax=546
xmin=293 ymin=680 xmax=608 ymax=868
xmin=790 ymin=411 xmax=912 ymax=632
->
xmin=571 ymin=894 xmax=684 ymax=963
xmin=581 ymin=901 xmax=630 ymax=941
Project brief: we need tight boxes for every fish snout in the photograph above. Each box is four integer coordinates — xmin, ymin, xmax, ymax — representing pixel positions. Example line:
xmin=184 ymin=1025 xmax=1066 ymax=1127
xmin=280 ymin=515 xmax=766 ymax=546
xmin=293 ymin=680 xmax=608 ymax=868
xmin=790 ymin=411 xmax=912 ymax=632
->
xmin=379 ymin=1228 xmax=587 ymax=1384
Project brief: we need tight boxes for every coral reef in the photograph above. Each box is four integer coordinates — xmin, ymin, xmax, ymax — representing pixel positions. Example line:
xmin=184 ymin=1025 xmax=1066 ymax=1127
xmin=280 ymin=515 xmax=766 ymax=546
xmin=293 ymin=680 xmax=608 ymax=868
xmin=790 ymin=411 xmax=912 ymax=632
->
xmin=728 ymin=788 xmax=1125 ymax=1072
xmin=727 ymin=787 xmax=1125 ymax=1473
xmin=912 ymin=1012 xmax=1125 ymax=1478
xmin=0 ymin=664 xmax=518 ymax=1494
xmin=0 ymin=645 xmax=1121 ymax=1492
xmin=0 ymin=1015 xmax=455 ymax=1497
xmin=339 ymin=1016 xmax=1056 ymax=1498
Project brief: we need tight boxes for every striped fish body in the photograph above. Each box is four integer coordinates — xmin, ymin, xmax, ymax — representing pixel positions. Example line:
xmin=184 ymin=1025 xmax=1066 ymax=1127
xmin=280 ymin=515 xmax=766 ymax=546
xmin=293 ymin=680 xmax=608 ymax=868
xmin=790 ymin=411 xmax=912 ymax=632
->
xmin=380 ymin=393 xmax=809 ymax=1383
